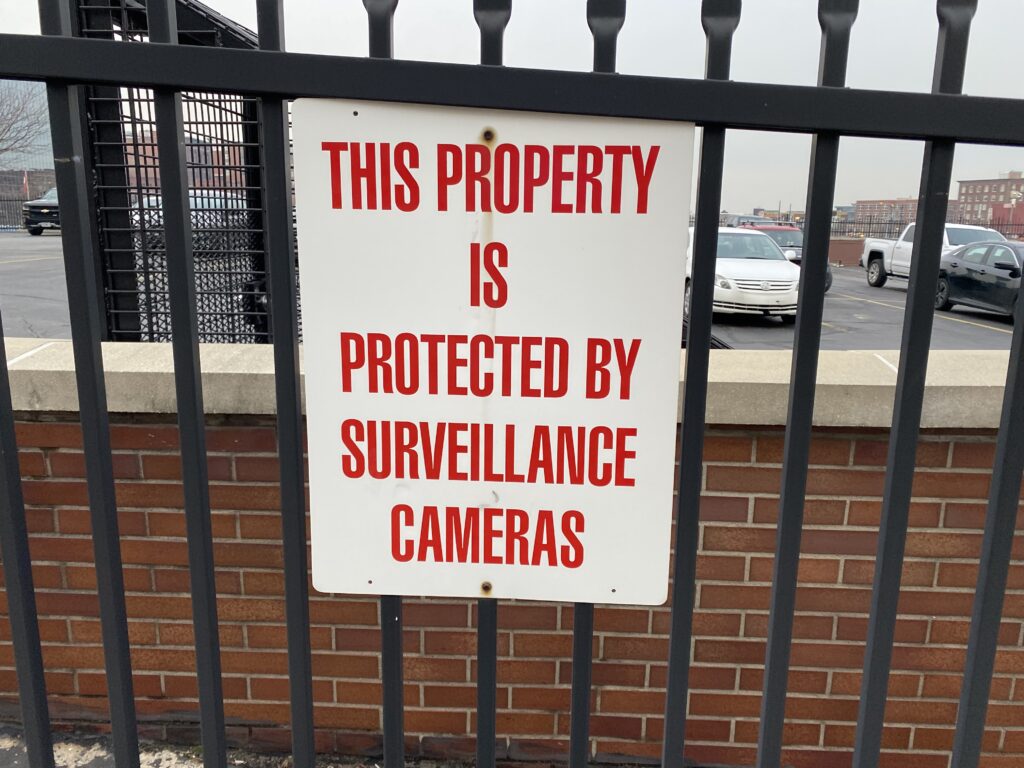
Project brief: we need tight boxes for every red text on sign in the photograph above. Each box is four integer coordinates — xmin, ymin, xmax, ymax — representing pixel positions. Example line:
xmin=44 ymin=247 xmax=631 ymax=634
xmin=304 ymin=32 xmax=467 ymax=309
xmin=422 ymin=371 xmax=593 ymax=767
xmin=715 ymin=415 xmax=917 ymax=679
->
xmin=390 ymin=504 xmax=585 ymax=568
xmin=321 ymin=141 xmax=420 ymax=211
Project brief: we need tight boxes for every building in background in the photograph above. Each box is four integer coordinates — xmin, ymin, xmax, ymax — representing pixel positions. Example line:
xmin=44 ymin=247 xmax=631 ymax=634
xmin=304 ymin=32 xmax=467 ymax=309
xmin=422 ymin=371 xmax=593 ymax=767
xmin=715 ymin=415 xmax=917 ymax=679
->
xmin=958 ymin=171 xmax=1024 ymax=224
xmin=853 ymin=196 xmax=966 ymax=222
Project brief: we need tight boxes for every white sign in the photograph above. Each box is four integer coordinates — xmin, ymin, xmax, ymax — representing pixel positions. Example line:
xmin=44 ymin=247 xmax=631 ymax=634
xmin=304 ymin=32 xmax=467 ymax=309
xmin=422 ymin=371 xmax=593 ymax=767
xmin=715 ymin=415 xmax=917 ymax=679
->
xmin=292 ymin=98 xmax=694 ymax=605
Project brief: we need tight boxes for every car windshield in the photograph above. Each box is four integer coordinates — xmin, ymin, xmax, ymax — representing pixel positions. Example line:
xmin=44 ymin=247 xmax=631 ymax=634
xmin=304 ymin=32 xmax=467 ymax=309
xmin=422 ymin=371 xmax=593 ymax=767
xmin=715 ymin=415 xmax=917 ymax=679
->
xmin=762 ymin=229 xmax=803 ymax=248
xmin=717 ymin=232 xmax=787 ymax=260
xmin=947 ymin=226 xmax=1006 ymax=245
xmin=40 ymin=188 xmax=57 ymax=202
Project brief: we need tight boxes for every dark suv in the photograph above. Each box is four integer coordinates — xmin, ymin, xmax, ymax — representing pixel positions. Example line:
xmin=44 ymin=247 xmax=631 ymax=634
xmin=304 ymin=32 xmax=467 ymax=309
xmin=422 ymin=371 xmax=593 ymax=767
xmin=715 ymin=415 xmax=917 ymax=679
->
xmin=22 ymin=188 xmax=60 ymax=235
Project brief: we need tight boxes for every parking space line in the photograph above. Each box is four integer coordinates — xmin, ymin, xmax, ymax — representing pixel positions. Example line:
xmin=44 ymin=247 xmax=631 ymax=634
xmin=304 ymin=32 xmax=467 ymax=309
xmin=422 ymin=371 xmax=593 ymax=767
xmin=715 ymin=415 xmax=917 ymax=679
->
xmin=0 ymin=256 xmax=62 ymax=266
xmin=873 ymin=353 xmax=899 ymax=373
xmin=834 ymin=292 xmax=1013 ymax=335
xmin=6 ymin=341 xmax=56 ymax=367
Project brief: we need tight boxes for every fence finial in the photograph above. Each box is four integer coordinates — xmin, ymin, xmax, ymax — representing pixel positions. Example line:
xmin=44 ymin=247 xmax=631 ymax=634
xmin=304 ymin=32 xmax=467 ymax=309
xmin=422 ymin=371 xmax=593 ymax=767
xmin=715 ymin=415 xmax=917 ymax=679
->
xmin=586 ymin=0 xmax=626 ymax=74
xmin=473 ymin=0 xmax=511 ymax=66
xmin=363 ymin=0 xmax=399 ymax=58
xmin=700 ymin=0 xmax=741 ymax=80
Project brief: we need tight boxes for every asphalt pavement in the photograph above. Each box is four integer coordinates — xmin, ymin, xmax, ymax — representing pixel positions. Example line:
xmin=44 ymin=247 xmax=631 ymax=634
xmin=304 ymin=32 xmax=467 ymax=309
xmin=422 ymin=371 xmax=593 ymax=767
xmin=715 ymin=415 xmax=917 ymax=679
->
xmin=708 ymin=264 xmax=1014 ymax=351
xmin=0 ymin=232 xmax=1015 ymax=350
xmin=0 ymin=232 xmax=70 ymax=339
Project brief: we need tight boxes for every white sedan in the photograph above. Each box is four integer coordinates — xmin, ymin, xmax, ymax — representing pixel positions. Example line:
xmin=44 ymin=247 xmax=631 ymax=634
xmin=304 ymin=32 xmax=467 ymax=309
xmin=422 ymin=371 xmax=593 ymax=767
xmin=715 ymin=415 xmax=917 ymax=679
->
xmin=685 ymin=227 xmax=802 ymax=324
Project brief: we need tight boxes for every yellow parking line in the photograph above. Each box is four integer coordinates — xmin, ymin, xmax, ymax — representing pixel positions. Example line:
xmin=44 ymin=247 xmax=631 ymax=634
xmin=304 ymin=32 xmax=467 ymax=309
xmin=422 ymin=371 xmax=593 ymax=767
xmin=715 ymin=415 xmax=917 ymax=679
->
xmin=0 ymin=256 xmax=61 ymax=266
xmin=834 ymin=292 xmax=1013 ymax=335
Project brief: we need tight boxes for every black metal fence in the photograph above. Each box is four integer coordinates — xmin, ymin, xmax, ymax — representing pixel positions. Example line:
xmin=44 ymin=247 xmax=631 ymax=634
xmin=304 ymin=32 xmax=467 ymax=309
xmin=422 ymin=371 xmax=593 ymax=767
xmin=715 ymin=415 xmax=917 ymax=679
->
xmin=0 ymin=200 xmax=26 ymax=231
xmin=1 ymin=2 xmax=1023 ymax=768
xmin=831 ymin=215 xmax=1024 ymax=241
xmin=77 ymin=0 xmax=269 ymax=343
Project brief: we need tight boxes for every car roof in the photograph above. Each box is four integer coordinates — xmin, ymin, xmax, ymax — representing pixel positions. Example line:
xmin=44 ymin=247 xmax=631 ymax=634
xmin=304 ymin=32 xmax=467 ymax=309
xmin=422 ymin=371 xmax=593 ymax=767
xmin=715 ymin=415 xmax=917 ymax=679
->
xmin=719 ymin=226 xmax=772 ymax=235
xmin=743 ymin=224 xmax=799 ymax=230
xmin=953 ymin=240 xmax=1019 ymax=247
xmin=946 ymin=223 xmax=1001 ymax=231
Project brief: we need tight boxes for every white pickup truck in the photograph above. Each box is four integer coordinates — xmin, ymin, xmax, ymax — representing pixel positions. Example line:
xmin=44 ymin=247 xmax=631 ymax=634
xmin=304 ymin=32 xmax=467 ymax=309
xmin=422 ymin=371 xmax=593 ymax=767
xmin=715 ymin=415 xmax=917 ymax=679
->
xmin=861 ymin=222 xmax=1005 ymax=287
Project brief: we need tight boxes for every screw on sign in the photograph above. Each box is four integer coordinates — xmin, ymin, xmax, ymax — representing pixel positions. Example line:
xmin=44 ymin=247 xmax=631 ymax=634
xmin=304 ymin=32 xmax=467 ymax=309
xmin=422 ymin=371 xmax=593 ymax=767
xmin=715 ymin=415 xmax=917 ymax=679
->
xmin=293 ymin=99 xmax=694 ymax=604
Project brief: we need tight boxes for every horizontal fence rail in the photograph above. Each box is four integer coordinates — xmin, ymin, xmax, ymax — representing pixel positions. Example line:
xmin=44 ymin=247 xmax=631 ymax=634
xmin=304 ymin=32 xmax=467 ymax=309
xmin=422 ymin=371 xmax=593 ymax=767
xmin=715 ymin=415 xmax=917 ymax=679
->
xmin=7 ymin=32 xmax=1024 ymax=145
xmin=0 ymin=2 xmax=1022 ymax=768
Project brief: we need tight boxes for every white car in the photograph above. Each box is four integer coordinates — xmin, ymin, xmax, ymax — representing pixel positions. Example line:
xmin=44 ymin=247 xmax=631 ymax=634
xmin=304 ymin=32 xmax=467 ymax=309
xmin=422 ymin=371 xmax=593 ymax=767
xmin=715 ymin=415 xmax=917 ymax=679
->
xmin=684 ymin=227 xmax=802 ymax=323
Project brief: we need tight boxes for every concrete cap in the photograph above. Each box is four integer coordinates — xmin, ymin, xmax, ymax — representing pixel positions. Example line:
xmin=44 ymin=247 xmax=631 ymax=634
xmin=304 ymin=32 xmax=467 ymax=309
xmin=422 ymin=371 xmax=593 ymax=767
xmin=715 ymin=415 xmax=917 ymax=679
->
xmin=3 ymin=338 xmax=1011 ymax=429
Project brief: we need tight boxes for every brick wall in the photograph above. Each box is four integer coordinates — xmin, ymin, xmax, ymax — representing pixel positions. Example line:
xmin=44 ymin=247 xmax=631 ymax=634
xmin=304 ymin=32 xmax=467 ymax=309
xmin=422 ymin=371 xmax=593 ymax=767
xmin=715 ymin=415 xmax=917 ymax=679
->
xmin=3 ymin=414 xmax=1022 ymax=768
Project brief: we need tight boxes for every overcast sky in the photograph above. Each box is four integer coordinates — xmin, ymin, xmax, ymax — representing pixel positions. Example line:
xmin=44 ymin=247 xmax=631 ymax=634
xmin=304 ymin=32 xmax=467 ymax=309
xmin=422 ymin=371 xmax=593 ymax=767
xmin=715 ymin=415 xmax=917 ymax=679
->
xmin=4 ymin=0 xmax=1024 ymax=212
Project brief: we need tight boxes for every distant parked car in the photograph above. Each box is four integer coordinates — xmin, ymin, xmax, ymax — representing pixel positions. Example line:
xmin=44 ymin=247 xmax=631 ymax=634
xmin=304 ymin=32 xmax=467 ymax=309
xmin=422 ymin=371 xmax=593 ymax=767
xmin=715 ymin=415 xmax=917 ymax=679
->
xmin=22 ymin=188 xmax=60 ymax=235
xmin=936 ymin=241 xmax=1021 ymax=320
xmin=685 ymin=227 xmax=802 ymax=324
xmin=722 ymin=213 xmax=775 ymax=228
xmin=740 ymin=222 xmax=832 ymax=293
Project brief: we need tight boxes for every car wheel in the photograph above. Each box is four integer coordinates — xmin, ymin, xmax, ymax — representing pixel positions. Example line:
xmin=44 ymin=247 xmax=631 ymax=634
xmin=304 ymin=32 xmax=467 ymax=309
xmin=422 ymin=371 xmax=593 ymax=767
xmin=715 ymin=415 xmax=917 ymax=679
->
xmin=27 ymin=227 xmax=42 ymax=236
xmin=824 ymin=267 xmax=833 ymax=293
xmin=867 ymin=258 xmax=887 ymax=287
xmin=935 ymin=276 xmax=953 ymax=311
xmin=780 ymin=315 xmax=796 ymax=325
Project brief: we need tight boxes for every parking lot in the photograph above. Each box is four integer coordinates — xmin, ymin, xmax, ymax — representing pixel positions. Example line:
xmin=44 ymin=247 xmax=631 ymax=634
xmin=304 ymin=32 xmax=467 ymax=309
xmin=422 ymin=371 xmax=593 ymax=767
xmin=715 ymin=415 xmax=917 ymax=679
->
xmin=710 ymin=265 xmax=1014 ymax=351
xmin=0 ymin=232 xmax=70 ymax=339
xmin=0 ymin=231 xmax=1014 ymax=351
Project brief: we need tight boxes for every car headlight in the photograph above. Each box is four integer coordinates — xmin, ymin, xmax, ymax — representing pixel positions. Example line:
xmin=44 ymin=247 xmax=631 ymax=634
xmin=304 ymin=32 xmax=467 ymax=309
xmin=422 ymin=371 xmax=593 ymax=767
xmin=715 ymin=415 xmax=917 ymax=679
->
xmin=22 ymin=205 xmax=30 ymax=212
xmin=716 ymin=274 xmax=732 ymax=289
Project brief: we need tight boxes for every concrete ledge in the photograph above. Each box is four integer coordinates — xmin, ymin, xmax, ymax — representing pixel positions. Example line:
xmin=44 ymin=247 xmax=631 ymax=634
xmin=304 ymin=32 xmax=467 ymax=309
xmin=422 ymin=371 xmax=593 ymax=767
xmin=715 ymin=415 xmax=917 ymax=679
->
xmin=3 ymin=338 xmax=1010 ymax=429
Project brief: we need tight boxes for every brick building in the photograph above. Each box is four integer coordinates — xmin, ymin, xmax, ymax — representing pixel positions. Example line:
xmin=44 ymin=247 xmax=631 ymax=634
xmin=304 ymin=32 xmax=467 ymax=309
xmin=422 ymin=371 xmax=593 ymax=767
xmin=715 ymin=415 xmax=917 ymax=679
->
xmin=958 ymin=172 xmax=1024 ymax=223
xmin=853 ymin=197 xmax=967 ymax=222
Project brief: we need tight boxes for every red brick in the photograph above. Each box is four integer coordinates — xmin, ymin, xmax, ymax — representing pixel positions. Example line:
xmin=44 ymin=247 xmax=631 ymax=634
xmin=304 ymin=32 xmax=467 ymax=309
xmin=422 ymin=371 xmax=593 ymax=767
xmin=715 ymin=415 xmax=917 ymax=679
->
xmin=108 ymin=425 xmax=179 ymax=450
xmin=842 ymin=559 xmax=934 ymax=587
xmin=752 ymin=497 xmax=846 ymax=525
xmin=854 ymin=440 xmax=949 ymax=468
xmin=48 ymin=451 xmax=140 ymax=479
xmin=748 ymin=556 xmax=840 ymax=584
xmin=18 ymin=450 xmax=46 ymax=477
xmin=405 ymin=602 xmax=468 ymax=628
xmin=848 ymin=500 xmax=941 ymax=528
xmin=734 ymin=720 xmax=820 ymax=746
xmin=598 ymin=689 xmax=664 ymax=714
xmin=737 ymin=668 xmax=827 ymax=694
xmin=602 ymin=636 xmax=667 ymax=661
xmin=705 ymin=465 xmax=781 ymax=494
xmin=491 ymin=604 xmax=557 ymax=630
xmin=141 ymin=454 xmax=232 ymax=482
xmin=801 ymin=529 xmax=877 ymax=556
xmin=205 ymin=428 xmax=279 ymax=453
xmin=308 ymin=599 xmax=378 ymax=625
xmin=489 ymin=660 xmax=556 ymax=685
xmin=424 ymin=630 xmax=509 ymax=656
xmin=511 ymin=686 xmax=571 ymax=711
xmin=951 ymin=441 xmax=997 ymax=468
xmin=700 ymin=495 xmax=749 ymax=522
xmin=943 ymin=503 xmax=986 ymax=529
xmin=695 ymin=555 xmax=746 ymax=582
xmin=404 ymin=657 xmax=466 ymax=682
xmin=593 ymin=607 xmax=650 ymax=633
xmin=406 ymin=709 xmax=466 ymax=735
xmin=836 ymin=616 xmax=927 ymax=644
xmin=17 ymin=422 xmax=83 ymax=449
xmin=758 ymin=436 xmax=851 ymax=465
xmin=702 ymin=526 xmax=776 ymax=553
xmin=311 ymin=705 xmax=380 ymax=731
xmin=703 ymin=435 xmax=753 ymax=462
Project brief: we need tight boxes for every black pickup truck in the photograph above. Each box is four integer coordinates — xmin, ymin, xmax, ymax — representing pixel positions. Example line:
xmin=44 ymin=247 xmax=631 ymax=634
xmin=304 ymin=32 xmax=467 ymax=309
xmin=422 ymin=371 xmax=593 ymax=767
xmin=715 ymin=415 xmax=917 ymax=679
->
xmin=22 ymin=188 xmax=60 ymax=235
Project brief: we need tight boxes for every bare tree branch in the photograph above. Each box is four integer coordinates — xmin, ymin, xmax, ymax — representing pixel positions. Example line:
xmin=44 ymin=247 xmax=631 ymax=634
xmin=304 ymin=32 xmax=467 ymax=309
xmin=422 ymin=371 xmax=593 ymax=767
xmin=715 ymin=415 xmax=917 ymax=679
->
xmin=0 ymin=81 xmax=49 ymax=162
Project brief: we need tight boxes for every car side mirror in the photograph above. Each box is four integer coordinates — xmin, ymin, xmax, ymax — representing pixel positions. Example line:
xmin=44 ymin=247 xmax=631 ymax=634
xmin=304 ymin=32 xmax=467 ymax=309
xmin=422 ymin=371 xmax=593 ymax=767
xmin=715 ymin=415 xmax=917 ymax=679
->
xmin=994 ymin=261 xmax=1021 ymax=277
xmin=784 ymin=249 xmax=797 ymax=261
